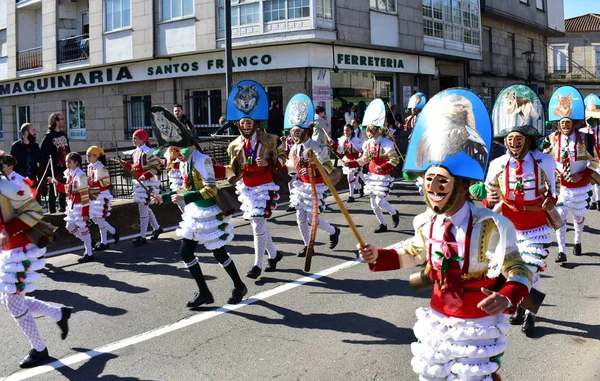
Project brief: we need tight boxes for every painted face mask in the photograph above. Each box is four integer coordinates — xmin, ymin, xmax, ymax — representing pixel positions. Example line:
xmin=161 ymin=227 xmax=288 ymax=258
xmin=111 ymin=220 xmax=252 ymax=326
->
xmin=290 ymin=126 xmax=307 ymax=144
xmin=239 ymin=118 xmax=256 ymax=139
xmin=366 ymin=125 xmax=380 ymax=139
xmin=559 ymin=118 xmax=573 ymax=136
xmin=505 ymin=132 xmax=528 ymax=160
xmin=423 ymin=166 xmax=461 ymax=215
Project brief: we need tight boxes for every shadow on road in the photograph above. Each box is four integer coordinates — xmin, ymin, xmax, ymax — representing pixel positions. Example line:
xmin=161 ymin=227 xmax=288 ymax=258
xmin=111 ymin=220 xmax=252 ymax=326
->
xmin=534 ymin=316 xmax=600 ymax=341
xmin=307 ymin=276 xmax=430 ymax=300
xmin=32 ymin=289 xmax=128 ymax=316
xmin=229 ymin=300 xmax=415 ymax=345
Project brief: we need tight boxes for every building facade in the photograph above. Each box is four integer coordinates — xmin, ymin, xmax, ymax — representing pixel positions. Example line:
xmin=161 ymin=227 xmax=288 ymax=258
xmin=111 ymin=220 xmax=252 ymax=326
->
xmin=547 ymin=13 xmax=600 ymax=98
xmin=0 ymin=0 xmax=562 ymax=152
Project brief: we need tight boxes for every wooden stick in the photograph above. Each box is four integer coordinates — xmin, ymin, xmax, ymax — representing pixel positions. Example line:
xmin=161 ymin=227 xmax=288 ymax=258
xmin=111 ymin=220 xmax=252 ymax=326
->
xmin=48 ymin=155 xmax=57 ymax=195
xmin=309 ymin=151 xmax=366 ymax=248
xmin=35 ymin=160 xmax=51 ymax=193
xmin=304 ymin=152 xmax=320 ymax=272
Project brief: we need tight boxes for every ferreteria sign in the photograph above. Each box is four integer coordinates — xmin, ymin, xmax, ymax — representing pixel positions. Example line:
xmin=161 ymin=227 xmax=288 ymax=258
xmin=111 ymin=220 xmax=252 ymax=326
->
xmin=0 ymin=44 xmax=434 ymax=97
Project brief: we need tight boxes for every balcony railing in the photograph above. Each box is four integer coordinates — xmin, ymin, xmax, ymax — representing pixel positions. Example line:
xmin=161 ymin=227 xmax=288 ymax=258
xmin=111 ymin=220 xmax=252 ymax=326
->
xmin=17 ymin=46 xmax=42 ymax=71
xmin=548 ymin=66 xmax=600 ymax=81
xmin=57 ymin=34 xmax=89 ymax=64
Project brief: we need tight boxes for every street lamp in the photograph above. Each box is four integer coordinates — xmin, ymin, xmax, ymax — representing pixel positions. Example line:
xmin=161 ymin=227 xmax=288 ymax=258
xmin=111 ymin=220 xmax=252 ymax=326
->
xmin=523 ymin=50 xmax=536 ymax=87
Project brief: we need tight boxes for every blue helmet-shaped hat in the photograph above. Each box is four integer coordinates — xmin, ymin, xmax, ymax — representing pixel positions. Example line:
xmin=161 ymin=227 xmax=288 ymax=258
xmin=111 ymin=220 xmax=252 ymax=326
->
xmin=407 ymin=92 xmax=427 ymax=110
xmin=548 ymin=85 xmax=585 ymax=122
xmin=492 ymin=84 xmax=545 ymax=138
xmin=284 ymin=93 xmax=315 ymax=130
xmin=403 ymin=88 xmax=492 ymax=181
xmin=584 ymin=93 xmax=600 ymax=119
xmin=226 ymin=80 xmax=269 ymax=121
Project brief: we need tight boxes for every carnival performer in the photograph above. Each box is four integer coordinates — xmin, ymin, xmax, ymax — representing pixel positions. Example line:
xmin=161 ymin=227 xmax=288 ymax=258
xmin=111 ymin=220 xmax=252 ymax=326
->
xmin=161 ymin=146 xmax=186 ymax=212
xmin=337 ymin=124 xmax=364 ymax=202
xmin=284 ymin=94 xmax=341 ymax=258
xmin=581 ymin=93 xmax=600 ymax=210
xmin=149 ymin=107 xmax=247 ymax=307
xmin=401 ymin=92 xmax=426 ymax=133
xmin=117 ymin=129 xmax=164 ymax=247
xmin=542 ymin=86 xmax=599 ymax=263
xmin=225 ymin=81 xmax=284 ymax=279
xmin=344 ymin=99 xmax=400 ymax=233
xmin=1 ymin=154 xmax=35 ymax=192
xmin=48 ymin=152 xmax=94 ymax=263
xmin=279 ymin=128 xmax=297 ymax=212
xmin=358 ymin=88 xmax=532 ymax=381
xmin=86 ymin=146 xmax=120 ymax=251
xmin=0 ymin=176 xmax=71 ymax=368
xmin=486 ymin=84 xmax=557 ymax=337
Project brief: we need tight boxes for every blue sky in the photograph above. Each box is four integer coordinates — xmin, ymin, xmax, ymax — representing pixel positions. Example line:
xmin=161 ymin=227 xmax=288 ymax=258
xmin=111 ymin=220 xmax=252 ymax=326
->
xmin=564 ymin=0 xmax=598 ymax=19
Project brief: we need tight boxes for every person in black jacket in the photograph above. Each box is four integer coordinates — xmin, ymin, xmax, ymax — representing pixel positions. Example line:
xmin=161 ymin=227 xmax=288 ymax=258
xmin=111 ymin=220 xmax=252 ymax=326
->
xmin=267 ymin=100 xmax=284 ymax=137
xmin=10 ymin=123 xmax=41 ymax=198
xmin=174 ymin=104 xmax=196 ymax=138
xmin=40 ymin=112 xmax=71 ymax=213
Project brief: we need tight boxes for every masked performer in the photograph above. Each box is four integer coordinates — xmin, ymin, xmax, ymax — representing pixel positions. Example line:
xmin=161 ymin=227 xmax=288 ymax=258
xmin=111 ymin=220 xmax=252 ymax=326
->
xmin=542 ymin=86 xmax=599 ymax=263
xmin=581 ymin=93 xmax=600 ymax=210
xmin=160 ymin=146 xmax=187 ymax=212
xmin=337 ymin=124 xmax=364 ymax=203
xmin=344 ymin=99 xmax=400 ymax=233
xmin=49 ymin=152 xmax=94 ymax=263
xmin=224 ymin=81 xmax=285 ymax=279
xmin=284 ymin=94 xmax=341 ymax=257
xmin=150 ymin=107 xmax=247 ymax=307
xmin=486 ymin=84 xmax=557 ymax=337
xmin=0 ymin=176 xmax=71 ymax=368
xmin=86 ymin=146 xmax=119 ymax=251
xmin=118 ymin=129 xmax=164 ymax=246
xmin=358 ymin=88 xmax=532 ymax=381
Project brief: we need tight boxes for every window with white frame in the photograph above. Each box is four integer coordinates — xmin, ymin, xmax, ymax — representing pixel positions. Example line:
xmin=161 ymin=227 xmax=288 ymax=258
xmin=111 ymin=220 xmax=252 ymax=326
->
xmin=371 ymin=0 xmax=397 ymax=13
xmin=161 ymin=0 xmax=193 ymax=21
xmin=0 ymin=29 xmax=7 ymax=57
xmin=190 ymin=90 xmax=222 ymax=136
xmin=552 ymin=45 xmax=568 ymax=73
xmin=519 ymin=0 xmax=528 ymax=4
xmin=105 ymin=0 xmax=131 ymax=32
xmin=316 ymin=0 xmax=333 ymax=20
xmin=14 ymin=105 xmax=30 ymax=141
xmin=67 ymin=101 xmax=86 ymax=140
xmin=126 ymin=95 xmax=152 ymax=139
xmin=264 ymin=0 xmax=286 ymax=22
xmin=423 ymin=0 xmax=480 ymax=47
xmin=536 ymin=0 xmax=544 ymax=10
xmin=218 ymin=0 xmax=314 ymax=31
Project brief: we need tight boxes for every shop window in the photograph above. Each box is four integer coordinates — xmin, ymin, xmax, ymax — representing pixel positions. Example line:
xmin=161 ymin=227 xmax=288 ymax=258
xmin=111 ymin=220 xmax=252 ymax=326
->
xmin=266 ymin=86 xmax=283 ymax=110
xmin=423 ymin=0 xmax=480 ymax=46
xmin=161 ymin=0 xmax=193 ymax=21
xmin=371 ymin=0 xmax=396 ymax=13
xmin=14 ymin=105 xmax=30 ymax=141
xmin=316 ymin=0 xmax=333 ymax=20
xmin=190 ymin=90 xmax=222 ymax=136
xmin=67 ymin=101 xmax=86 ymax=140
xmin=105 ymin=0 xmax=131 ymax=32
xmin=126 ymin=95 xmax=152 ymax=139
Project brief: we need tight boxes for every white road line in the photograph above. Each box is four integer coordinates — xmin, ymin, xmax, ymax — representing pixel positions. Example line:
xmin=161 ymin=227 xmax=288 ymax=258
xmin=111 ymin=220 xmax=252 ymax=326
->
xmin=2 ymin=258 xmax=362 ymax=381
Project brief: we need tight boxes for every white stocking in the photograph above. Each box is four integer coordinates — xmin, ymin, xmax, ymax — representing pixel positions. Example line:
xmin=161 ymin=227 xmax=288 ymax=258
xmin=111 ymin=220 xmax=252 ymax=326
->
xmin=3 ymin=294 xmax=46 ymax=351
xmin=594 ymin=184 xmax=600 ymax=202
xmin=138 ymin=203 xmax=150 ymax=237
xmin=24 ymin=296 xmax=62 ymax=321
xmin=296 ymin=209 xmax=311 ymax=246
xmin=94 ymin=218 xmax=115 ymax=244
xmin=317 ymin=217 xmax=335 ymax=235
xmin=375 ymin=196 xmax=396 ymax=215
xmin=370 ymin=195 xmax=386 ymax=225
xmin=555 ymin=206 xmax=568 ymax=253
xmin=251 ymin=219 xmax=268 ymax=268
xmin=70 ymin=225 xmax=93 ymax=256
xmin=148 ymin=208 xmax=160 ymax=230
xmin=348 ymin=172 xmax=356 ymax=196
xmin=574 ymin=215 xmax=585 ymax=244
xmin=264 ymin=228 xmax=277 ymax=259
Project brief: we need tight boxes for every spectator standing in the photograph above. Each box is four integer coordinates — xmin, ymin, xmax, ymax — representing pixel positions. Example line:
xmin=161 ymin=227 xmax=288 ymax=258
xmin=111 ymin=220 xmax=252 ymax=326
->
xmin=312 ymin=106 xmax=334 ymax=146
xmin=40 ymin=112 xmax=70 ymax=213
xmin=10 ymin=123 xmax=41 ymax=194
xmin=267 ymin=100 xmax=284 ymax=137
xmin=344 ymin=103 xmax=356 ymax=125
xmin=173 ymin=104 xmax=196 ymax=137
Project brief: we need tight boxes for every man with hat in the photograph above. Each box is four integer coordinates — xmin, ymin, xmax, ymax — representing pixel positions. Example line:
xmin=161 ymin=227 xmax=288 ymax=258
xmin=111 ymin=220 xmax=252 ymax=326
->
xmin=358 ymin=88 xmax=532 ymax=381
xmin=150 ymin=107 xmax=247 ymax=307
xmin=542 ymin=86 xmax=599 ymax=263
xmin=117 ymin=129 xmax=164 ymax=246
xmin=225 ymin=81 xmax=285 ymax=279
xmin=485 ymin=84 xmax=557 ymax=337
xmin=343 ymin=99 xmax=400 ymax=233
xmin=284 ymin=94 xmax=341 ymax=257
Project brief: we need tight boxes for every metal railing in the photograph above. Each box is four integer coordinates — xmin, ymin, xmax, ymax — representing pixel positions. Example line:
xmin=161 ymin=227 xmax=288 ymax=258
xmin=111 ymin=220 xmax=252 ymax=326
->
xmin=17 ymin=46 xmax=42 ymax=71
xmin=57 ymin=34 xmax=89 ymax=64
xmin=548 ymin=66 xmax=600 ymax=80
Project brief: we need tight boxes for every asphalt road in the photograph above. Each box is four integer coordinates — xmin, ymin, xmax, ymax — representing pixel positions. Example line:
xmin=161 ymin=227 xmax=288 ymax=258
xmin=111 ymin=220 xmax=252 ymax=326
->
xmin=1 ymin=180 xmax=599 ymax=381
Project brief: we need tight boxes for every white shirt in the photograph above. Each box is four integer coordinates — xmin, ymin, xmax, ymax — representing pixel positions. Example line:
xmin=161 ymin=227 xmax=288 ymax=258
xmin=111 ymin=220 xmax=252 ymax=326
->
xmin=429 ymin=202 xmax=470 ymax=270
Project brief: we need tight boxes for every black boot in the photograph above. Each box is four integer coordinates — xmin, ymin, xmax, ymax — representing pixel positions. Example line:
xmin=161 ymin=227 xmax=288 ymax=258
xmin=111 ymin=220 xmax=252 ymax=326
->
xmin=285 ymin=206 xmax=296 ymax=212
xmin=151 ymin=227 xmax=164 ymax=240
xmin=329 ymin=227 xmax=341 ymax=249
xmin=347 ymin=196 xmax=355 ymax=203
xmin=573 ymin=243 xmax=582 ymax=256
xmin=509 ymin=306 xmax=525 ymax=325
xmin=374 ymin=224 xmax=388 ymax=233
xmin=19 ymin=348 xmax=49 ymax=368
xmin=112 ymin=227 xmax=120 ymax=244
xmin=186 ymin=292 xmax=214 ymax=308
xmin=392 ymin=210 xmax=400 ymax=228
xmin=94 ymin=243 xmax=110 ymax=251
xmin=132 ymin=237 xmax=147 ymax=247
xmin=359 ymin=188 xmax=364 ymax=198
xmin=522 ymin=312 xmax=536 ymax=337
xmin=590 ymin=201 xmax=598 ymax=210
xmin=555 ymin=252 xmax=567 ymax=263
xmin=246 ymin=265 xmax=262 ymax=279
xmin=265 ymin=252 xmax=283 ymax=272
xmin=297 ymin=246 xmax=307 ymax=257
xmin=57 ymin=307 xmax=72 ymax=340
xmin=227 ymin=285 xmax=248 ymax=304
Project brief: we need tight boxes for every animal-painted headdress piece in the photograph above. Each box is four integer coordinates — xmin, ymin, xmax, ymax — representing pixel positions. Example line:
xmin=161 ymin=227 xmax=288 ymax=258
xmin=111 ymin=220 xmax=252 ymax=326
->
xmin=284 ymin=93 xmax=315 ymax=130
xmin=492 ymin=84 xmax=544 ymax=139
xmin=362 ymin=98 xmax=386 ymax=132
xmin=226 ymin=80 xmax=269 ymax=121
xmin=403 ymin=88 xmax=492 ymax=181
xmin=584 ymin=93 xmax=600 ymax=120
xmin=548 ymin=85 xmax=585 ymax=122
xmin=150 ymin=106 xmax=196 ymax=148
xmin=407 ymin=92 xmax=427 ymax=110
